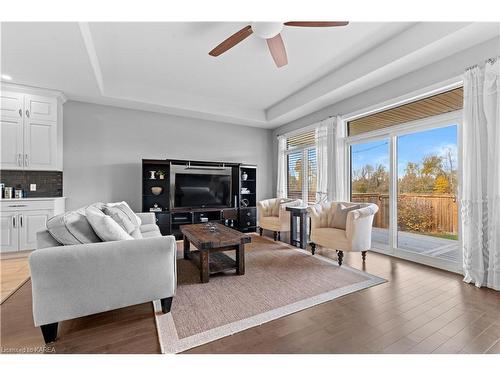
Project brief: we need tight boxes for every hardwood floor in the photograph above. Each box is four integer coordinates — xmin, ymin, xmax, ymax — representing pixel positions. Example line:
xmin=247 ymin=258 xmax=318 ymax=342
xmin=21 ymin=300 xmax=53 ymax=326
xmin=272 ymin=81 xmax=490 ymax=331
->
xmin=1 ymin=241 xmax=499 ymax=354
xmin=0 ymin=252 xmax=31 ymax=303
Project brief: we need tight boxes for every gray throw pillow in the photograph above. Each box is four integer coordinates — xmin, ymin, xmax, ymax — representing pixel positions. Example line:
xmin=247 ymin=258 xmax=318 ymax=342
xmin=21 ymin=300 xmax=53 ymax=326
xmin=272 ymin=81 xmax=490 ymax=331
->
xmin=332 ymin=204 xmax=361 ymax=230
xmin=103 ymin=202 xmax=142 ymax=239
xmin=85 ymin=205 xmax=134 ymax=242
xmin=47 ymin=210 xmax=101 ymax=245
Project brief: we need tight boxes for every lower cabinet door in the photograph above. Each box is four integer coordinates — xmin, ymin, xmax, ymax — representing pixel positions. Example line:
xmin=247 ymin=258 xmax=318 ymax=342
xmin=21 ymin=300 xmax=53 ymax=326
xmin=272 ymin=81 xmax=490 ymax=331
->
xmin=1 ymin=212 xmax=19 ymax=253
xmin=18 ymin=210 xmax=52 ymax=251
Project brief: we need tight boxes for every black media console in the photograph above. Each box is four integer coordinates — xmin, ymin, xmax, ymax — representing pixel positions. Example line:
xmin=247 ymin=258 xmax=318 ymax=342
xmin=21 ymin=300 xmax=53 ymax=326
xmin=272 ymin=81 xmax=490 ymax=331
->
xmin=142 ymin=159 xmax=257 ymax=239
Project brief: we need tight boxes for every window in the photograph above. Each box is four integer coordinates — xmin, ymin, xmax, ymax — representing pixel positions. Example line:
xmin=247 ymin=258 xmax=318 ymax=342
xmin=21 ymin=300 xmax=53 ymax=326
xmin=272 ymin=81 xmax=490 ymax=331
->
xmin=347 ymin=87 xmax=462 ymax=272
xmin=284 ymin=129 xmax=318 ymax=204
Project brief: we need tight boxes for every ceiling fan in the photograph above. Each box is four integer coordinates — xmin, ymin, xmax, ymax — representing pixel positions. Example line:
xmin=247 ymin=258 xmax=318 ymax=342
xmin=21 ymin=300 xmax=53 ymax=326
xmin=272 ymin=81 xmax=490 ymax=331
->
xmin=208 ymin=22 xmax=349 ymax=68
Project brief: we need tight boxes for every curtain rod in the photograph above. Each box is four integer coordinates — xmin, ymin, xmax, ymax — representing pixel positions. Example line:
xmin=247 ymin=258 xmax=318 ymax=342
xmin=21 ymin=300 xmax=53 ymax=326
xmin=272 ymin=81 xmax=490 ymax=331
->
xmin=466 ymin=56 xmax=498 ymax=71
xmin=275 ymin=115 xmax=338 ymax=138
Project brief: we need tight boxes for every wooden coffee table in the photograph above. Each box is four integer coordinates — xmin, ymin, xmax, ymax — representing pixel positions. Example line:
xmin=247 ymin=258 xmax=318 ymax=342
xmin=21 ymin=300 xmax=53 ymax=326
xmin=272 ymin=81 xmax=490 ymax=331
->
xmin=181 ymin=223 xmax=251 ymax=283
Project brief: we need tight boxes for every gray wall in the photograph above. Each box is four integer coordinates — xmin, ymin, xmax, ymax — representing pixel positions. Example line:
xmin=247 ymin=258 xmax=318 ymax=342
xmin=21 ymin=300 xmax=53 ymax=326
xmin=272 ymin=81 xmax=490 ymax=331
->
xmin=271 ymin=36 xmax=500 ymax=194
xmin=63 ymin=101 xmax=274 ymax=211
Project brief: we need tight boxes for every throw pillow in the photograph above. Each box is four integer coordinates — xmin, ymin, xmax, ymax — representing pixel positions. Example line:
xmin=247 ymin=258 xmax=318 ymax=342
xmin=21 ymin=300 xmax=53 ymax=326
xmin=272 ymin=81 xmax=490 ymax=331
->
xmin=332 ymin=204 xmax=361 ymax=230
xmin=103 ymin=202 xmax=142 ymax=239
xmin=47 ymin=210 xmax=102 ymax=245
xmin=85 ymin=205 xmax=134 ymax=242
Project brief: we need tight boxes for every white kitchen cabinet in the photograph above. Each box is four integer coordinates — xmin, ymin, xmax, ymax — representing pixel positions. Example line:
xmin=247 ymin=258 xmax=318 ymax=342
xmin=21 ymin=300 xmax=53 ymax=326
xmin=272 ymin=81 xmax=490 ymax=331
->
xmin=0 ymin=90 xmax=24 ymax=119
xmin=0 ymin=212 xmax=19 ymax=252
xmin=25 ymin=94 xmax=58 ymax=122
xmin=24 ymin=119 xmax=57 ymax=170
xmin=18 ymin=210 xmax=53 ymax=251
xmin=0 ymin=198 xmax=65 ymax=253
xmin=0 ymin=117 xmax=24 ymax=169
xmin=0 ymin=84 xmax=65 ymax=171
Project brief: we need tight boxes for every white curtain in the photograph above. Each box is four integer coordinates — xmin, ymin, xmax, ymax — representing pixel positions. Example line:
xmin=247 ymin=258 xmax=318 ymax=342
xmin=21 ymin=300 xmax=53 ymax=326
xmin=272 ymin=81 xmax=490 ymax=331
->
xmin=461 ymin=58 xmax=500 ymax=290
xmin=315 ymin=116 xmax=348 ymax=203
xmin=276 ymin=135 xmax=287 ymax=198
xmin=315 ymin=119 xmax=331 ymax=203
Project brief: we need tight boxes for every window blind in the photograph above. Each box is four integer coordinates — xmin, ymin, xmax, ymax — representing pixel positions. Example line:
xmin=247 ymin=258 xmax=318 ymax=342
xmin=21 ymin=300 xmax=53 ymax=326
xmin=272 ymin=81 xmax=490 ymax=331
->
xmin=347 ymin=87 xmax=463 ymax=136
xmin=286 ymin=129 xmax=316 ymax=151
xmin=287 ymin=151 xmax=303 ymax=201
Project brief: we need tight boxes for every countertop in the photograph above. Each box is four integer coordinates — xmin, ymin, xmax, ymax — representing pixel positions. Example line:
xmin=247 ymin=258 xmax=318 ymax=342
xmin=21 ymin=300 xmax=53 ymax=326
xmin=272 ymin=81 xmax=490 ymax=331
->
xmin=1 ymin=197 xmax=66 ymax=202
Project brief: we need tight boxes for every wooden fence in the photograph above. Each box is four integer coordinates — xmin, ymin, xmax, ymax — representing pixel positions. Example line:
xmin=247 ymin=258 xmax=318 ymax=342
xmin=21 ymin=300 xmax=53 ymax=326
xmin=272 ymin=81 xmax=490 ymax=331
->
xmin=351 ymin=193 xmax=458 ymax=234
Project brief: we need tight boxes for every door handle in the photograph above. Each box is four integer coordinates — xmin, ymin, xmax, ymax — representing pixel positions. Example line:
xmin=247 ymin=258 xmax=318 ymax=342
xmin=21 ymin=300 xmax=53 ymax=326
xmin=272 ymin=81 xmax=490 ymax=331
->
xmin=17 ymin=153 xmax=22 ymax=167
xmin=26 ymin=109 xmax=30 ymax=118
xmin=12 ymin=216 xmax=16 ymax=228
xmin=19 ymin=109 xmax=22 ymax=117
xmin=19 ymin=215 xmax=23 ymax=228
xmin=24 ymin=154 xmax=29 ymax=167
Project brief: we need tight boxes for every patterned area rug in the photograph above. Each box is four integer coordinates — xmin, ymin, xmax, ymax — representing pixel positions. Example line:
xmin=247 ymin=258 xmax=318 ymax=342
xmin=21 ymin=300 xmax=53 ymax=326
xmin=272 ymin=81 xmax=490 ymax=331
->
xmin=154 ymin=234 xmax=385 ymax=353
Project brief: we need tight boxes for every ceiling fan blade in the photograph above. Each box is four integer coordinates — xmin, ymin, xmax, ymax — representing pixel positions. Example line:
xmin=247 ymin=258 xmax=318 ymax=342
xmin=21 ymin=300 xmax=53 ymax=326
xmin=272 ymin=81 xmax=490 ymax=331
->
xmin=266 ymin=33 xmax=288 ymax=68
xmin=284 ymin=21 xmax=349 ymax=27
xmin=209 ymin=25 xmax=253 ymax=57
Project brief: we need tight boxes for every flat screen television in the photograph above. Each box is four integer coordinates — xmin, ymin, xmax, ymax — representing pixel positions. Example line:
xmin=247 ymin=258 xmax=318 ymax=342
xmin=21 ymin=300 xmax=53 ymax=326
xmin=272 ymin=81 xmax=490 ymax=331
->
xmin=174 ymin=173 xmax=231 ymax=209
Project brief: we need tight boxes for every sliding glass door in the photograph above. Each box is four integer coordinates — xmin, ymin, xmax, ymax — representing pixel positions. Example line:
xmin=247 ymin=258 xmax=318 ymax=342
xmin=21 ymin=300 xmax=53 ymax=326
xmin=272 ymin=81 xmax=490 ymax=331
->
xmin=396 ymin=125 xmax=459 ymax=263
xmin=349 ymin=114 xmax=461 ymax=271
xmin=350 ymin=139 xmax=391 ymax=252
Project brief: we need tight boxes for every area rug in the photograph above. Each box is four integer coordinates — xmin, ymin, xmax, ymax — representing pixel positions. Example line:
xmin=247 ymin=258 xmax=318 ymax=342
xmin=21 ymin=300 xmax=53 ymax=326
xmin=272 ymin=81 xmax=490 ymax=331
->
xmin=154 ymin=234 xmax=385 ymax=353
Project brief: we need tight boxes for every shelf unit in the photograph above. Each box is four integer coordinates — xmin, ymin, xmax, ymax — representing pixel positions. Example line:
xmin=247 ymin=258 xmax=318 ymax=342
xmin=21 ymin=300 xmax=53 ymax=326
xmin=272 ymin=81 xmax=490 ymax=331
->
xmin=142 ymin=159 xmax=257 ymax=238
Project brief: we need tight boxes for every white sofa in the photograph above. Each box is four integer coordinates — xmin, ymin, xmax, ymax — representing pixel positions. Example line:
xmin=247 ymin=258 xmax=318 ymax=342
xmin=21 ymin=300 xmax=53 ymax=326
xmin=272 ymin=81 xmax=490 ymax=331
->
xmin=308 ymin=201 xmax=378 ymax=265
xmin=258 ymin=198 xmax=303 ymax=240
xmin=29 ymin=212 xmax=177 ymax=344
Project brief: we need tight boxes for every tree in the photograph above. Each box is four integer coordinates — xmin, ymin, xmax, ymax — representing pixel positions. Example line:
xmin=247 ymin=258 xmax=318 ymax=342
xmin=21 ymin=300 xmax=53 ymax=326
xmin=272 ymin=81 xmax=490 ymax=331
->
xmin=434 ymin=175 xmax=450 ymax=193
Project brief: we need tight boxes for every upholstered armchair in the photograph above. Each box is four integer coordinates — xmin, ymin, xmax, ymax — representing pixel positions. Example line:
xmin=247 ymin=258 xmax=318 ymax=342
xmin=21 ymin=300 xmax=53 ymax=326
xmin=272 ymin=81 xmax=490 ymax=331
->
xmin=308 ymin=201 xmax=379 ymax=265
xmin=258 ymin=198 xmax=303 ymax=240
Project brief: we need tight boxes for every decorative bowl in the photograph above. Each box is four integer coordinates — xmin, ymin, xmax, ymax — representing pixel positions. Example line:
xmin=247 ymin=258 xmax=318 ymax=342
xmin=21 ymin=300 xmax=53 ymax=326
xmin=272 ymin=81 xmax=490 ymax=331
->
xmin=151 ymin=186 xmax=163 ymax=195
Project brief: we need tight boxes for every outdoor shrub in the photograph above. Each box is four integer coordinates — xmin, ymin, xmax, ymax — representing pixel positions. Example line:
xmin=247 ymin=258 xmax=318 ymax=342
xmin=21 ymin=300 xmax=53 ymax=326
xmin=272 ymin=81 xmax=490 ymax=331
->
xmin=397 ymin=197 xmax=434 ymax=233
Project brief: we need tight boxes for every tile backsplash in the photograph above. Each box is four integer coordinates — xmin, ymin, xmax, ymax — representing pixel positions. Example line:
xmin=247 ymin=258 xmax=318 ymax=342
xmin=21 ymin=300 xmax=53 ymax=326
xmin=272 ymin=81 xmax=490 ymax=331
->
xmin=0 ymin=170 xmax=63 ymax=198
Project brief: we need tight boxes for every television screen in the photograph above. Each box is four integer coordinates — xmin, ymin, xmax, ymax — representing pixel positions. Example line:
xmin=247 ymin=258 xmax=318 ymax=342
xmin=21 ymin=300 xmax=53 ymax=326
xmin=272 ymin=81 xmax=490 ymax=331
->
xmin=174 ymin=173 xmax=231 ymax=208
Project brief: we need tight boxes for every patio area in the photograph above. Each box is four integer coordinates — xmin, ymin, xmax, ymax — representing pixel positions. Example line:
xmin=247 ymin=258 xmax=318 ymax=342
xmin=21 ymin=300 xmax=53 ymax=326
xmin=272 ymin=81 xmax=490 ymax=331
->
xmin=371 ymin=227 xmax=459 ymax=262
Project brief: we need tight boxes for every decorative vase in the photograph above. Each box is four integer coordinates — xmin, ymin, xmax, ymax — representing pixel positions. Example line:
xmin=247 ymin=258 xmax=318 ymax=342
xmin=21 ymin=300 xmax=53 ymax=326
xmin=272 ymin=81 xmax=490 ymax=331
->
xmin=159 ymin=174 xmax=165 ymax=180
xmin=149 ymin=171 xmax=156 ymax=180
xmin=242 ymin=172 xmax=248 ymax=181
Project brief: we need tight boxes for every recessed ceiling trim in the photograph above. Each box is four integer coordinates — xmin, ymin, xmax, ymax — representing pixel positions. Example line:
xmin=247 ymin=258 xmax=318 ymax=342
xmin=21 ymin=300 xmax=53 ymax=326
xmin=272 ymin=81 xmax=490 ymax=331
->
xmin=78 ymin=22 xmax=105 ymax=95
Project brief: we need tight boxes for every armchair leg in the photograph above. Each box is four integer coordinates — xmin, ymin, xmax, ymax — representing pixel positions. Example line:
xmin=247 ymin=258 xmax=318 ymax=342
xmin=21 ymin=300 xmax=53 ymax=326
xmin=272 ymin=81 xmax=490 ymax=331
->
xmin=161 ymin=297 xmax=173 ymax=313
xmin=40 ymin=322 xmax=58 ymax=344
xmin=277 ymin=231 xmax=281 ymax=241
xmin=362 ymin=251 xmax=367 ymax=262
xmin=311 ymin=242 xmax=316 ymax=255
xmin=273 ymin=231 xmax=278 ymax=241
xmin=259 ymin=227 xmax=263 ymax=236
xmin=336 ymin=250 xmax=344 ymax=266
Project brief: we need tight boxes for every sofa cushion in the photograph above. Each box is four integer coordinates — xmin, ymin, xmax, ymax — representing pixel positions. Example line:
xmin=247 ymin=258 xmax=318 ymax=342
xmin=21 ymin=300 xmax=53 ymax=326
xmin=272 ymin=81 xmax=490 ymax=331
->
xmin=85 ymin=205 xmax=134 ymax=242
xmin=140 ymin=224 xmax=162 ymax=238
xmin=46 ymin=210 xmax=102 ymax=246
xmin=103 ymin=202 xmax=142 ymax=239
xmin=332 ymin=203 xmax=360 ymax=230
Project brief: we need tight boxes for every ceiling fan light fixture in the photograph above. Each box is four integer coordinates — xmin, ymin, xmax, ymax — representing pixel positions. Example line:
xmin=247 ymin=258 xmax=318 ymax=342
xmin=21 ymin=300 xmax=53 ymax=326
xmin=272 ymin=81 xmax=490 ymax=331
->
xmin=251 ymin=22 xmax=283 ymax=39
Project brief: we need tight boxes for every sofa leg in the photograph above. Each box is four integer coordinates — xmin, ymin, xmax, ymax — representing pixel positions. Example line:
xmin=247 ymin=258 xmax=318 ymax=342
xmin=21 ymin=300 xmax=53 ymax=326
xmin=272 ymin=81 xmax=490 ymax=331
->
xmin=273 ymin=231 xmax=278 ymax=241
xmin=259 ymin=227 xmax=263 ymax=236
xmin=336 ymin=250 xmax=344 ymax=266
xmin=161 ymin=297 xmax=173 ymax=314
xmin=362 ymin=251 xmax=367 ymax=262
xmin=277 ymin=231 xmax=281 ymax=241
xmin=40 ymin=322 xmax=58 ymax=344
xmin=311 ymin=242 xmax=316 ymax=255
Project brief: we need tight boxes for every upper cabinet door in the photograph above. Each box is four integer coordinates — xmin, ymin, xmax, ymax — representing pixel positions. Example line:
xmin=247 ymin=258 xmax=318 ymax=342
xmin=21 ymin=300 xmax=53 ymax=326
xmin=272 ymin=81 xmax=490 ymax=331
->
xmin=24 ymin=119 xmax=57 ymax=170
xmin=0 ymin=117 xmax=24 ymax=170
xmin=0 ymin=91 xmax=24 ymax=119
xmin=25 ymin=94 xmax=57 ymax=122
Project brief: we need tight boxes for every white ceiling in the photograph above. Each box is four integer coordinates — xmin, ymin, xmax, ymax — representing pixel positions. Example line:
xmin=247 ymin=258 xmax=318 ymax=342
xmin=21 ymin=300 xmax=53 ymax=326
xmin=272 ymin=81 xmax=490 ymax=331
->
xmin=1 ymin=22 xmax=499 ymax=128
